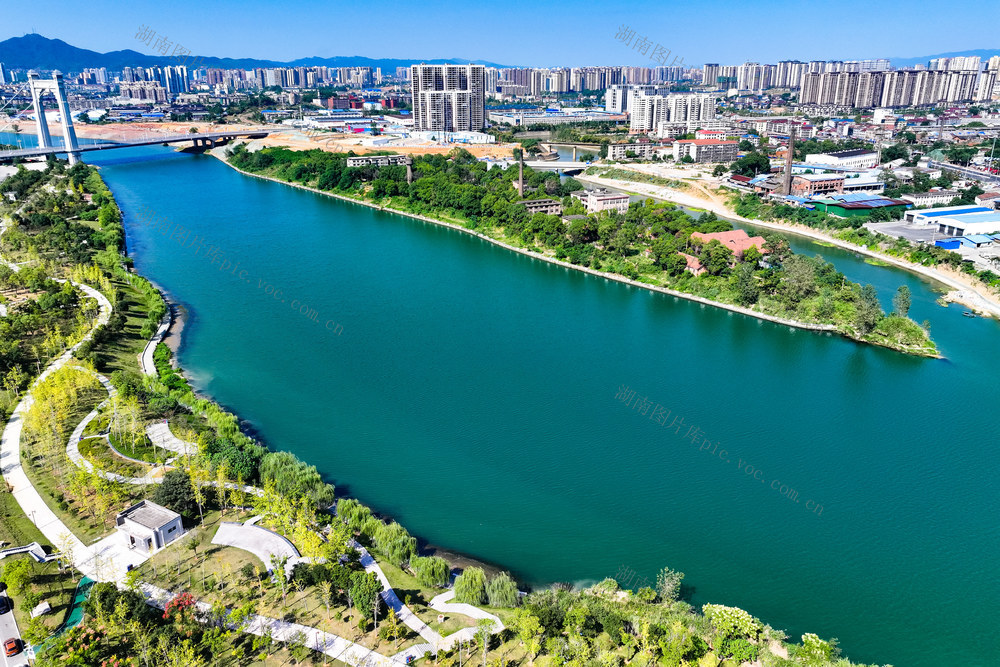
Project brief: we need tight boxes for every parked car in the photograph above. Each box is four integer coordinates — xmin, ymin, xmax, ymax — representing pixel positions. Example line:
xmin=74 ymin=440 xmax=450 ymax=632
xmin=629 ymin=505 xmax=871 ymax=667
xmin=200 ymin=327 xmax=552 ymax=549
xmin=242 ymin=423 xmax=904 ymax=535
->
xmin=0 ymin=596 xmax=10 ymax=614
xmin=4 ymin=637 xmax=21 ymax=657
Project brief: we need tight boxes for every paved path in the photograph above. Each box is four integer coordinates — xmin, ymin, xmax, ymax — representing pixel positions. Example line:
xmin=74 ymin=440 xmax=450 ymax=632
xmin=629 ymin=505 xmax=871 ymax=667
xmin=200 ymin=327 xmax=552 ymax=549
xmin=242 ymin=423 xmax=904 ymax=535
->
xmin=353 ymin=540 xmax=443 ymax=647
xmin=428 ymin=590 xmax=503 ymax=649
xmin=138 ymin=312 xmax=171 ymax=377
xmin=145 ymin=421 xmax=197 ymax=457
xmin=212 ymin=521 xmax=301 ymax=576
xmin=63 ymin=368 xmax=163 ymax=486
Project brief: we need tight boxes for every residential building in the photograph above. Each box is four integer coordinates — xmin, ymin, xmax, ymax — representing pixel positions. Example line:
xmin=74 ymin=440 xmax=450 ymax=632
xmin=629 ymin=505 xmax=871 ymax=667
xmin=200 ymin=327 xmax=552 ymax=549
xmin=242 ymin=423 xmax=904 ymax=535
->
xmin=115 ymin=500 xmax=183 ymax=554
xmin=679 ymin=252 xmax=706 ymax=276
xmin=672 ymin=139 xmax=738 ymax=163
xmin=629 ymin=93 xmax=716 ymax=133
xmin=411 ymin=64 xmax=486 ymax=132
xmin=572 ymin=188 xmax=631 ymax=214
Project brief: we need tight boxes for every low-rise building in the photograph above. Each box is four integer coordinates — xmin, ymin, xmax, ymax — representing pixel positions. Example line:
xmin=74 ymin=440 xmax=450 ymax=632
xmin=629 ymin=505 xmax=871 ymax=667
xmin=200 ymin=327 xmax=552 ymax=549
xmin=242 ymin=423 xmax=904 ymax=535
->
xmin=346 ymin=154 xmax=409 ymax=168
xmin=804 ymin=149 xmax=879 ymax=170
xmin=791 ymin=173 xmax=845 ymax=196
xmin=517 ymin=198 xmax=563 ymax=215
xmin=679 ymin=252 xmax=706 ymax=276
xmin=607 ymin=143 xmax=656 ymax=160
xmin=571 ymin=188 xmax=630 ymax=214
xmin=116 ymin=500 xmax=183 ymax=554
xmin=900 ymin=190 xmax=960 ymax=207
xmin=812 ymin=193 xmax=910 ymax=219
xmin=672 ymin=139 xmax=738 ymax=163
xmin=690 ymin=229 xmax=767 ymax=259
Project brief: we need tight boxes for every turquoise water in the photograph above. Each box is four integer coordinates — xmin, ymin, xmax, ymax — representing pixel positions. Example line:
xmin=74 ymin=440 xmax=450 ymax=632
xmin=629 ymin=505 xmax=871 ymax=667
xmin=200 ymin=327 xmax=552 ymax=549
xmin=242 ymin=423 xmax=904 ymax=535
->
xmin=8 ymin=133 xmax=998 ymax=666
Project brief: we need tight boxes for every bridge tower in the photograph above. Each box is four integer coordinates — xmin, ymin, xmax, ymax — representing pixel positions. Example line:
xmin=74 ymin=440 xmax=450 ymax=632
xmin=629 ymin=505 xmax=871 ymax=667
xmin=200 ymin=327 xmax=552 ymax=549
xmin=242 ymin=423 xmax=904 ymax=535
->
xmin=27 ymin=71 xmax=53 ymax=149
xmin=28 ymin=71 xmax=81 ymax=165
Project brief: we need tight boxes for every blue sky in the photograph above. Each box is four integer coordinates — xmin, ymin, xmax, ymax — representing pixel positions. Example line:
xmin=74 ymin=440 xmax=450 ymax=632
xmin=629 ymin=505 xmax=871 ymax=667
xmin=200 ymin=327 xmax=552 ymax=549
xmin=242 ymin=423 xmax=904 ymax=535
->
xmin=3 ymin=0 xmax=998 ymax=67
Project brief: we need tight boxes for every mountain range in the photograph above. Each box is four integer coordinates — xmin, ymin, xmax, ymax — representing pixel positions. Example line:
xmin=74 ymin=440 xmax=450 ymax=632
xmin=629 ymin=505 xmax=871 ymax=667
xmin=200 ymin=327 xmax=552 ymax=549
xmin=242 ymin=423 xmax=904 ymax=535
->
xmin=1 ymin=34 xmax=998 ymax=73
xmin=0 ymin=34 xmax=510 ymax=72
xmin=887 ymin=49 xmax=1000 ymax=69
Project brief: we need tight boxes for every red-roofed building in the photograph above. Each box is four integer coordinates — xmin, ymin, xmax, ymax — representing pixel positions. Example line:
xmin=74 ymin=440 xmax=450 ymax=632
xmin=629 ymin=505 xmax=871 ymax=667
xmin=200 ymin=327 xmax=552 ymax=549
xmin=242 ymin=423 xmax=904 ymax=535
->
xmin=678 ymin=252 xmax=706 ymax=276
xmin=673 ymin=139 xmax=738 ymax=163
xmin=690 ymin=229 xmax=767 ymax=260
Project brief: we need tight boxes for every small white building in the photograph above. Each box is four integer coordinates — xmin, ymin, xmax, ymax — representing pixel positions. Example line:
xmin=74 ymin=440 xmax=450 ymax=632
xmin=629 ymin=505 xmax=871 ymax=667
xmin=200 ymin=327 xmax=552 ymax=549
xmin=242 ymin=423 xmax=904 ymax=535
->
xmin=571 ymin=188 xmax=630 ymax=214
xmin=116 ymin=500 xmax=183 ymax=554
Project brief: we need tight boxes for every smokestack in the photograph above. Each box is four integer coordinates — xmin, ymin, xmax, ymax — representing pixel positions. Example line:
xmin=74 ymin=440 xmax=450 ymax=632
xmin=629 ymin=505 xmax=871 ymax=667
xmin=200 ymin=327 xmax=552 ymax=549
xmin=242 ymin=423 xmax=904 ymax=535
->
xmin=782 ymin=127 xmax=796 ymax=196
xmin=517 ymin=150 xmax=524 ymax=197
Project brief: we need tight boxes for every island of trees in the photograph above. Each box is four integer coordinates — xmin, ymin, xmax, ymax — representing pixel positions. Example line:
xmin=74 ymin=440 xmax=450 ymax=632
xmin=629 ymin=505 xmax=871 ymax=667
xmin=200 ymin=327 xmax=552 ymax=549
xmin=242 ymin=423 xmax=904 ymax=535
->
xmin=224 ymin=144 xmax=937 ymax=356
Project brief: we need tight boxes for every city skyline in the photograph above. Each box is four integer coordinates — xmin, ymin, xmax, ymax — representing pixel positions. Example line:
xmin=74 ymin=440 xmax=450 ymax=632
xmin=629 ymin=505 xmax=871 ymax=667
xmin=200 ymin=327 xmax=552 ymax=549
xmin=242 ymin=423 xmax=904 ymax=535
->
xmin=2 ymin=0 xmax=999 ymax=68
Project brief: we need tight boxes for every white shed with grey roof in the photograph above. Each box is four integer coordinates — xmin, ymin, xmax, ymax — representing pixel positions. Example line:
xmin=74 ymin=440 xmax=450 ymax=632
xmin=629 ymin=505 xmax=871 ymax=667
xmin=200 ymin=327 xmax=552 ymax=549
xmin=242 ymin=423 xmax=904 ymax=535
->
xmin=115 ymin=500 xmax=183 ymax=554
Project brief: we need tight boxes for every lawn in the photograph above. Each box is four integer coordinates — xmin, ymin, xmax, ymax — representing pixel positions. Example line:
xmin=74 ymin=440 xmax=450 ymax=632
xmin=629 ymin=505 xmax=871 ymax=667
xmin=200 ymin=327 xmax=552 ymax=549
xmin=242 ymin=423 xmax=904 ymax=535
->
xmin=0 ymin=554 xmax=79 ymax=644
xmin=136 ymin=511 xmax=430 ymax=656
xmin=77 ymin=436 xmax=152 ymax=477
xmin=95 ymin=276 xmax=155 ymax=376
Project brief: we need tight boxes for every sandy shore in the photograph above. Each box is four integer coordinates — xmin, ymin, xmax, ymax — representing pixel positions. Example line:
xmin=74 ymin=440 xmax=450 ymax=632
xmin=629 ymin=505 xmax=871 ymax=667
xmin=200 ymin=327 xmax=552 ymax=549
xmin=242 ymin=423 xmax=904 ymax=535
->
xmin=8 ymin=121 xmax=517 ymax=159
xmin=577 ymin=173 xmax=1000 ymax=319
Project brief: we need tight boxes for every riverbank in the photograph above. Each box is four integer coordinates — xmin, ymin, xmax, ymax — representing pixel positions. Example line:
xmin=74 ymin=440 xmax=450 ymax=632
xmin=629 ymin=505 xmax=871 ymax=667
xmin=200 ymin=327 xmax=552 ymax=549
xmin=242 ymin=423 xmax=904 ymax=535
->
xmin=210 ymin=148 xmax=869 ymax=339
xmin=578 ymin=172 xmax=1000 ymax=320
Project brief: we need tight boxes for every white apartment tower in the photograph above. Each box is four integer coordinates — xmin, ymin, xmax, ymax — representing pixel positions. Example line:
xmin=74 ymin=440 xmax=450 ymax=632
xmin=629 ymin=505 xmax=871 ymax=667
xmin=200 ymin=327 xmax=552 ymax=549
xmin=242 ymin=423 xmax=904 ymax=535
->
xmin=411 ymin=64 xmax=486 ymax=132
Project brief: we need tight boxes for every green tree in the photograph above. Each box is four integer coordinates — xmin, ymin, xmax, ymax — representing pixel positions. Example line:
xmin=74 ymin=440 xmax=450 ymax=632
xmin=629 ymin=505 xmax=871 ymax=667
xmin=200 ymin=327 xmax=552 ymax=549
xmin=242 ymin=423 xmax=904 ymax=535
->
xmin=411 ymin=555 xmax=451 ymax=588
xmin=453 ymin=566 xmax=487 ymax=605
xmin=153 ymin=469 xmax=198 ymax=518
xmin=510 ymin=609 xmax=543 ymax=663
xmin=485 ymin=572 xmax=519 ymax=608
xmin=349 ymin=570 xmax=383 ymax=619
xmin=730 ymin=152 xmax=771 ymax=177
xmin=892 ymin=285 xmax=911 ymax=317
xmin=655 ymin=566 xmax=685 ymax=602
xmin=855 ymin=284 xmax=884 ymax=335
xmin=0 ymin=558 xmax=33 ymax=596
xmin=698 ymin=240 xmax=734 ymax=276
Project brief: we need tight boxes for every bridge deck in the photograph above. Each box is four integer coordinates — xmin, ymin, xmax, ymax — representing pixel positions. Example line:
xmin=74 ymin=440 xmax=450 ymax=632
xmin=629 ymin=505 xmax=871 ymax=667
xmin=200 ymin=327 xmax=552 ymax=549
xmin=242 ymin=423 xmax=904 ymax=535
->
xmin=0 ymin=130 xmax=271 ymax=161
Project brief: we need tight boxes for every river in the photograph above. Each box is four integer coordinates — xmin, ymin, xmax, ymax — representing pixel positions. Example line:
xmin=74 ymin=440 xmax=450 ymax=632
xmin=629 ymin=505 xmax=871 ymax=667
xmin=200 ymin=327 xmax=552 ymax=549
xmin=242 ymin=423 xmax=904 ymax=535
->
xmin=5 ymin=133 xmax=998 ymax=666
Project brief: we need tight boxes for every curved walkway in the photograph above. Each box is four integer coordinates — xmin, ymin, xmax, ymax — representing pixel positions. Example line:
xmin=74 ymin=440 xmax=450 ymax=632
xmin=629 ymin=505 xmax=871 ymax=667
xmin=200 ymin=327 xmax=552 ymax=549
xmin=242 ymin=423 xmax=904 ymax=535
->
xmin=64 ymin=367 xmax=163 ymax=486
xmin=212 ymin=521 xmax=301 ymax=574
xmin=138 ymin=312 xmax=171 ymax=376
xmin=145 ymin=421 xmax=198 ymax=457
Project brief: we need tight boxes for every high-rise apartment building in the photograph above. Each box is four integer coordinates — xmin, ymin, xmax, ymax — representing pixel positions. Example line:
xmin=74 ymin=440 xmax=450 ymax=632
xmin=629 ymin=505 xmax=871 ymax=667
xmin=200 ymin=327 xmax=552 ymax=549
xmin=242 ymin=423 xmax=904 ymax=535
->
xmin=411 ymin=64 xmax=486 ymax=132
xmin=629 ymin=92 xmax=716 ymax=132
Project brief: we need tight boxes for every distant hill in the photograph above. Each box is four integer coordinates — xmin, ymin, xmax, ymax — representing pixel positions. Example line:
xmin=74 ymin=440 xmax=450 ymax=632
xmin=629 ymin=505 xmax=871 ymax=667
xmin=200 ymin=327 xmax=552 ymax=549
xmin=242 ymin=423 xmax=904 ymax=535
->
xmin=888 ymin=49 xmax=1000 ymax=69
xmin=0 ymin=34 xmax=511 ymax=72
